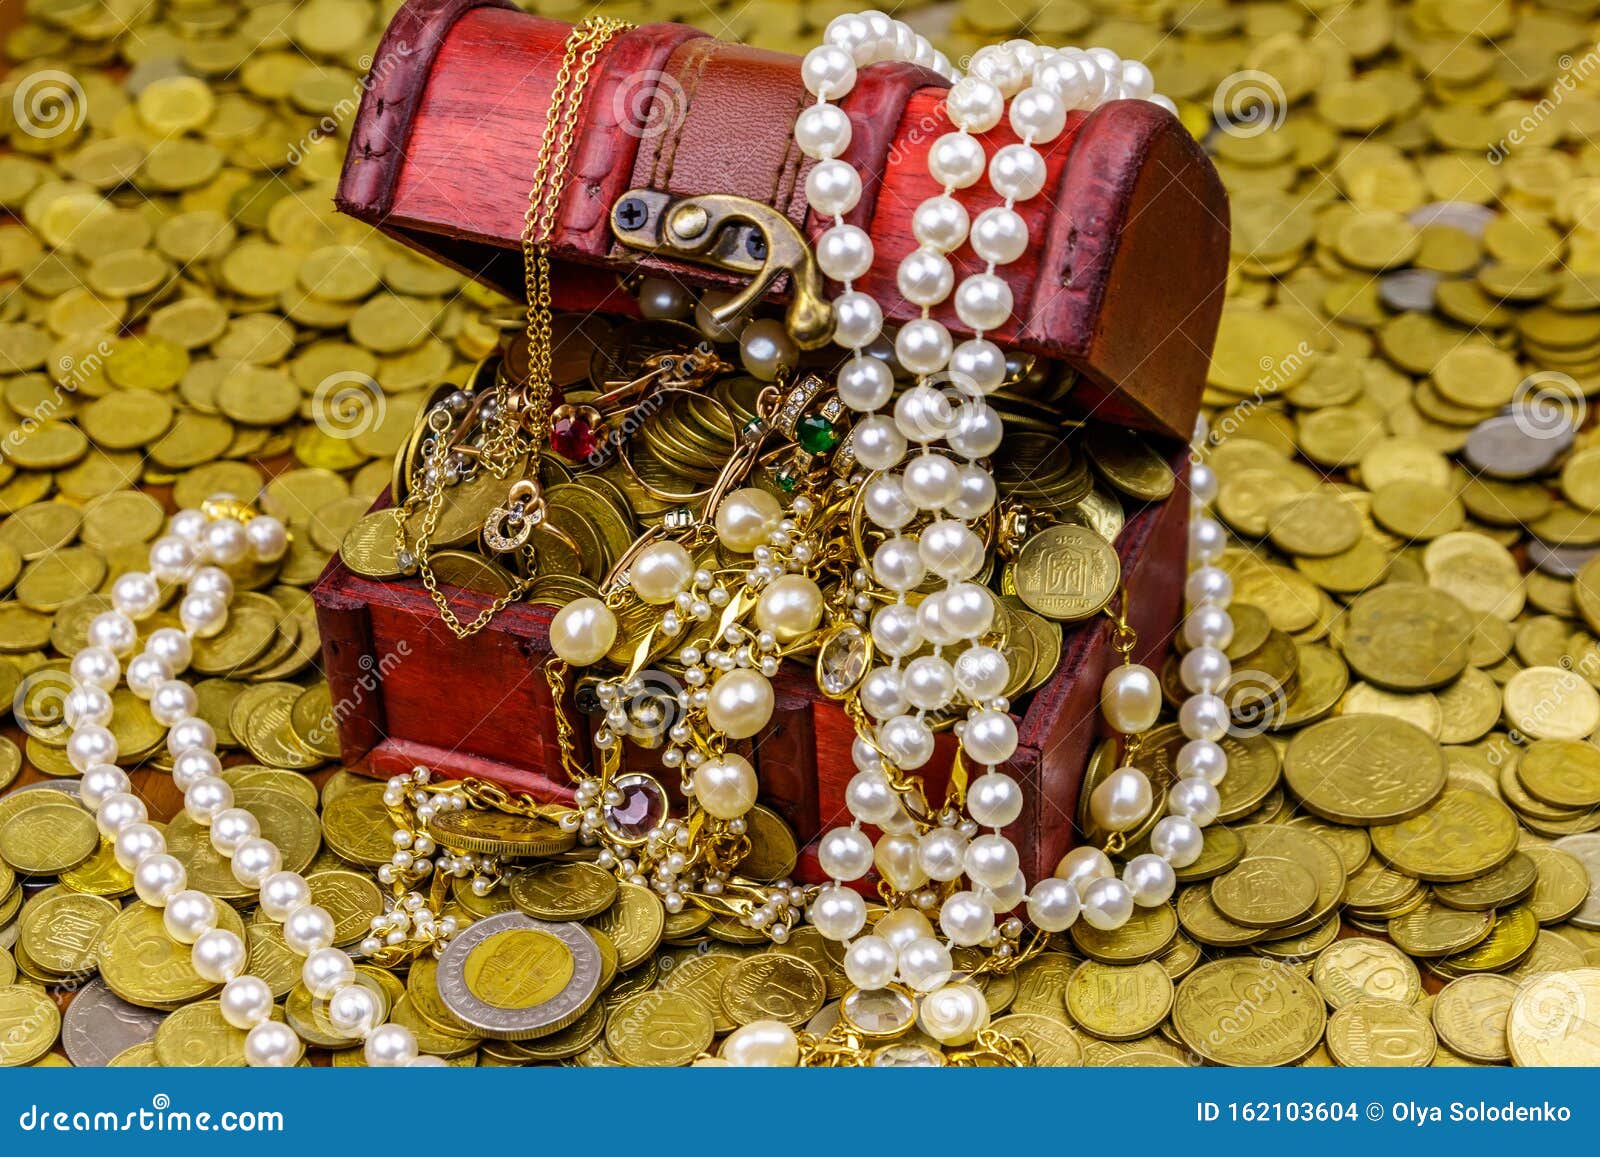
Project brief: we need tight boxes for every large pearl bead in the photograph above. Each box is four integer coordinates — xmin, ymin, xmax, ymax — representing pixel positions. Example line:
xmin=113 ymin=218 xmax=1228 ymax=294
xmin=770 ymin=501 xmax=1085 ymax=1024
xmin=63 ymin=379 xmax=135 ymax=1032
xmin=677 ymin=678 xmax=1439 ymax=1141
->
xmin=874 ymin=833 xmax=929 ymax=892
xmin=918 ymin=827 xmax=968 ymax=881
xmin=192 ymin=927 xmax=247 ymax=983
xmin=833 ymin=295 xmax=884 ymax=353
xmin=1079 ymin=876 xmax=1134 ymax=930
xmin=818 ymin=826 xmax=874 ymax=881
xmin=938 ymin=890 xmax=995 ymax=946
xmin=954 ymin=646 xmax=1009 ymax=700
xmin=630 ymin=541 xmax=694 ymax=604
xmin=967 ymin=772 xmax=1022 ymax=827
xmin=898 ymin=936 xmax=953 ymax=992
xmin=1168 ymin=777 xmax=1221 ymax=826
xmin=1100 ymin=663 xmax=1162 ymax=734
xmin=739 ymin=318 xmax=797 ymax=382
xmin=245 ymin=515 xmax=288 ymax=562
xmin=809 ymin=884 xmax=866 ymax=940
xmin=918 ymin=982 xmax=990 ymax=1045
xmin=1054 ymin=845 xmax=1113 ymax=891
xmin=878 ymin=713 xmax=935 ymax=769
xmin=876 ymin=907 xmax=933 ymax=951
xmin=989 ymin=143 xmax=1046 ymax=200
xmin=244 ymin=1020 xmax=302 ymax=1067
xmin=844 ymin=935 xmax=897 ymax=989
xmin=1088 ymin=766 xmax=1154 ymax=832
xmin=1124 ymin=852 xmax=1177 ymax=906
xmin=928 ymin=131 xmax=985 ymax=188
xmin=1150 ymin=815 xmax=1204 ymax=867
xmin=692 ymin=754 xmax=758 ymax=820
xmin=961 ymin=710 xmax=1017 ymax=766
xmin=901 ymin=655 xmax=956 ymax=711
xmin=548 ymin=597 xmax=618 ymax=665
xmin=755 ymin=574 xmax=824 ymax=644
xmin=721 ymin=1020 xmax=800 ymax=1066
xmin=963 ymin=833 xmax=1019 ymax=890
xmin=714 ymin=488 xmax=783 ymax=553
xmin=805 ymin=157 xmax=861 ymax=216
xmin=219 ymin=975 xmax=274 ymax=1029
xmin=704 ymin=669 xmax=773 ymax=739
xmin=912 ymin=194 xmax=969 ymax=252
xmin=364 ymin=1024 xmax=418 ymax=1067
xmin=1026 ymin=877 xmax=1081 ymax=932
xmin=970 ymin=206 xmax=1029 ymax=265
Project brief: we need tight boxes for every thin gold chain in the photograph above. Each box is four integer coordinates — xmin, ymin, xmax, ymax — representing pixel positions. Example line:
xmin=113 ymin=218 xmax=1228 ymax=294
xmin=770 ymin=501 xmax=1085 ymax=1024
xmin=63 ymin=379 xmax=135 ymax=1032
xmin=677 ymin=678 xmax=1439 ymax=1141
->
xmin=407 ymin=18 xmax=631 ymax=638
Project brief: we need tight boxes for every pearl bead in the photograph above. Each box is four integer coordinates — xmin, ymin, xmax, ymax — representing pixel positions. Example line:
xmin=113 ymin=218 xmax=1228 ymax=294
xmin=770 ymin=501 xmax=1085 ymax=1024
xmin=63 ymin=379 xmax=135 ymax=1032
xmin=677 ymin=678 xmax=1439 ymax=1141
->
xmin=65 ymin=685 xmax=112 ymax=728
xmin=949 ymin=338 xmax=1007 ymax=395
xmin=145 ymin=627 xmax=192 ymax=672
xmin=80 ymin=763 xmax=129 ymax=809
xmin=755 ymin=574 xmax=824 ymax=644
xmin=893 ymin=319 xmax=954 ymax=378
xmin=201 ymin=518 xmax=248 ymax=565
xmin=793 ymin=101 xmax=852 ymax=159
xmin=365 ymin=1024 xmax=418 ymax=1067
xmin=70 ymin=646 xmax=120 ymax=691
xmin=1177 ymin=738 xmax=1228 ymax=784
xmin=1101 ymin=664 xmax=1163 ymax=734
xmin=844 ymin=769 xmax=899 ymax=825
xmin=739 ymin=318 xmax=797 ymax=382
xmin=1009 ymin=85 xmax=1066 ymax=142
xmin=1150 ymin=815 xmax=1204 ymax=867
xmin=171 ymin=749 xmax=220 ymax=791
xmin=1168 ymin=777 xmax=1221 ymax=826
xmin=88 ymin=610 xmax=139 ymax=656
xmin=871 ymin=537 xmax=925 ymax=592
xmin=244 ymin=1021 xmax=302 ymax=1068
xmin=327 ymin=982 xmax=381 ymax=1036
xmin=874 ymin=908 xmax=932 ymax=952
xmin=964 ymin=833 xmax=1019 ymax=889
xmin=878 ymin=712 xmax=935 ymax=769
xmin=694 ymin=290 xmax=746 ymax=341
xmin=989 ymin=143 xmax=1047 ymax=200
xmin=549 ymin=597 xmax=618 ymax=666
xmin=852 ymin=415 xmax=907 ymax=471
xmin=1117 ymin=59 xmax=1156 ymax=101
xmin=113 ymin=822 xmax=163 ymax=869
xmin=918 ymin=827 xmax=969 ymax=882
xmin=132 ymin=854 xmax=186 ymax=906
xmin=816 ymin=223 xmax=873 ymax=280
xmin=1089 ymin=766 xmax=1154 ymax=832
xmin=939 ymin=890 xmax=996 ymax=946
xmin=1184 ymin=605 xmax=1233 ymax=650
xmin=149 ymin=679 xmax=197 ymax=727
xmin=67 ymin=724 xmax=117 ymax=772
xmin=860 ymin=665 xmax=908 ymax=719
xmin=259 ymin=870 xmax=312 ymax=921
xmin=912 ymin=195 xmax=969 ymax=252
xmin=898 ymin=936 xmax=954 ymax=992
xmin=636 ymin=276 xmax=691 ymax=320
xmin=928 ymin=131 xmax=985 ymax=188
xmin=192 ymin=927 xmax=247 ymax=982
xmin=692 ymin=753 xmax=758 ymax=820
xmin=1035 ymin=55 xmax=1090 ymax=107
xmin=705 ymin=670 xmax=773 ymax=739
xmin=284 ymin=903 xmax=336 ymax=954
xmin=873 ymin=833 xmax=929 ymax=892
xmin=169 ymin=508 xmax=207 ymax=542
xmin=111 ymin=571 xmax=160 ymax=619
xmin=167 ymin=716 xmax=215 ymax=758
xmin=844 ymin=935 xmax=897 ymax=989
xmin=714 ymin=488 xmax=783 ymax=553
xmin=870 ymin=602 xmax=924 ymax=660
xmin=163 ymin=890 xmax=217 ymax=943
xmin=954 ymin=646 xmax=1009 ymax=701
xmin=302 ymin=946 xmax=356 ymax=999
xmin=1186 ymin=565 xmax=1232 ymax=608
xmin=897 ymin=247 xmax=955 ymax=307
xmin=1055 ymin=845 xmax=1113 ymax=891
xmin=809 ymin=883 xmax=866 ymax=940
xmin=801 ymin=45 xmax=856 ymax=99
xmin=901 ymin=655 xmax=956 ymax=711
xmin=179 ymin=590 xmax=227 ymax=638
xmin=220 ymin=976 xmax=274 ymax=1029
xmin=209 ymin=808 xmax=259 ymax=856
xmin=818 ymin=826 xmax=873 ymax=881
xmin=630 ymin=541 xmax=694 ymax=604
xmin=1179 ymin=692 xmax=1229 ymax=742
xmin=953 ymin=272 xmax=1013 ymax=332
xmin=1026 ymin=877 xmax=1081 ymax=932
xmin=148 ymin=535 xmax=198 ymax=583
xmin=969 ymin=206 xmax=1029 ymax=266
xmin=832 ymin=295 xmax=884 ymax=354
xmin=1080 ymin=876 xmax=1134 ymax=930
xmin=968 ymin=772 xmax=1023 ymax=828
xmin=807 ymin=156 xmax=864 ymax=217
xmin=864 ymin=474 xmax=915 ymax=530
xmin=945 ymin=76 xmax=1004 ymax=131
xmin=245 ymin=515 xmax=288 ymax=562
xmin=919 ymin=521 xmax=984 ymax=580
xmin=127 ymin=653 xmax=172 ymax=699
xmin=721 ymin=1020 xmax=800 ymax=1066
xmin=1124 ymin=852 xmax=1177 ymax=906
xmin=95 ymin=792 xmax=146 ymax=838
xmin=918 ymin=982 xmax=989 ymax=1045
xmin=949 ymin=400 xmax=1003 ymax=458
xmin=230 ymin=837 xmax=281 ymax=888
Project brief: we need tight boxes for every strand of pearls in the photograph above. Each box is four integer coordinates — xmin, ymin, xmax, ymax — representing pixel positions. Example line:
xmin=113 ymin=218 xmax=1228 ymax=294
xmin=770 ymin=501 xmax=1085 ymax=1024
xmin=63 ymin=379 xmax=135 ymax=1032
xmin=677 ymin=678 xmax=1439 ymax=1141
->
xmin=70 ymin=500 xmax=441 ymax=1068
xmin=794 ymin=15 xmax=1175 ymax=1010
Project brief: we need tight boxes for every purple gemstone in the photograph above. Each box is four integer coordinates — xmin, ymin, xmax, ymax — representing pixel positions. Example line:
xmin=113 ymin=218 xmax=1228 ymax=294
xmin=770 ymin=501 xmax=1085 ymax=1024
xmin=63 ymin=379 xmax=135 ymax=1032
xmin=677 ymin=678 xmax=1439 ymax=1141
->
xmin=603 ymin=774 xmax=666 ymax=842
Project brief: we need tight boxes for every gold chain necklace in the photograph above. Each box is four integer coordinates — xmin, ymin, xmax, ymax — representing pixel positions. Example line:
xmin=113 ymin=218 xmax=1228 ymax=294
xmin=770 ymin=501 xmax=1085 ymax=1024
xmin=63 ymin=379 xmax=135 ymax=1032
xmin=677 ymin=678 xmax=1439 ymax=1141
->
xmin=405 ymin=17 xmax=632 ymax=638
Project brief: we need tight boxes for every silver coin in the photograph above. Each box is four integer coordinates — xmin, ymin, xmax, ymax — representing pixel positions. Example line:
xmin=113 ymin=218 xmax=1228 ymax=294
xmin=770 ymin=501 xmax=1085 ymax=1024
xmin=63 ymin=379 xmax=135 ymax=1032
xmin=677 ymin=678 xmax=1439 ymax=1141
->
xmin=1379 ymin=269 xmax=1440 ymax=312
xmin=8 ymin=778 xmax=82 ymax=799
xmin=1408 ymin=201 xmax=1496 ymax=236
xmin=1528 ymin=541 xmax=1600 ymax=577
xmin=1553 ymin=834 xmax=1600 ymax=930
xmin=1463 ymin=413 xmax=1572 ymax=480
xmin=436 ymin=912 xmax=601 ymax=1040
xmin=61 ymin=978 xmax=166 ymax=1067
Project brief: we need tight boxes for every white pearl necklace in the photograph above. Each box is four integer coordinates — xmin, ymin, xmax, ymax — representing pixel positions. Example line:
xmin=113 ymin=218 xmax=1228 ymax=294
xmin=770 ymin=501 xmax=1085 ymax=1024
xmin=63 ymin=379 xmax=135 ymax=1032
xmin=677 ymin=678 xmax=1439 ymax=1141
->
xmin=69 ymin=499 xmax=441 ymax=1068
xmin=791 ymin=12 xmax=1194 ymax=1002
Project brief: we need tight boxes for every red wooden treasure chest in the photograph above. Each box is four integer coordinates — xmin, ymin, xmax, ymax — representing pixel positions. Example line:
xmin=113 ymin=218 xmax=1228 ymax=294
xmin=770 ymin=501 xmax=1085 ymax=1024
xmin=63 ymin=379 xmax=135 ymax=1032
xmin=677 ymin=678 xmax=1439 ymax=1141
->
xmin=315 ymin=0 xmax=1230 ymax=882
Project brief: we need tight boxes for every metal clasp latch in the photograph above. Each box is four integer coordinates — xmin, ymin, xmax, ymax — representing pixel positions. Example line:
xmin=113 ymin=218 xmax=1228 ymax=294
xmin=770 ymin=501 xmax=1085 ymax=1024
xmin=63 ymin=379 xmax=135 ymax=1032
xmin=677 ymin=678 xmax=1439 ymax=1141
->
xmin=610 ymin=190 xmax=834 ymax=350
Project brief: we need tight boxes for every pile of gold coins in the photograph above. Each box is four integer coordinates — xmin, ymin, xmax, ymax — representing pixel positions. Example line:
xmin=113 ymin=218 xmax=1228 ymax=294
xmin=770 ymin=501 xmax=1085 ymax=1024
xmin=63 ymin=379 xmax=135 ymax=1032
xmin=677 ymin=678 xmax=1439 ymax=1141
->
xmin=4 ymin=0 xmax=1600 ymax=1069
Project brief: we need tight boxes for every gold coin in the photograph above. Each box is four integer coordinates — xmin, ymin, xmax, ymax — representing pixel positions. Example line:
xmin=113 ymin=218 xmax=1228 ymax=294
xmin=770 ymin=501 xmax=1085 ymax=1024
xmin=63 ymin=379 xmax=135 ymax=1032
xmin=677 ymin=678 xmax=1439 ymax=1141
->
xmin=720 ymin=952 xmax=826 ymax=1028
xmin=1369 ymin=788 xmax=1519 ymax=882
xmin=605 ymin=991 xmax=713 ymax=1067
xmin=1283 ymin=714 xmax=1445 ymax=823
xmin=509 ymin=860 xmax=618 ymax=921
xmin=426 ymin=810 xmax=575 ymax=858
xmin=1523 ymin=847 xmax=1591 ymax=925
xmin=1069 ymin=902 xmax=1177 ymax=964
xmin=586 ymin=882 xmax=664 ymax=971
xmin=320 ymin=782 xmax=399 ymax=866
xmin=1508 ymin=968 xmax=1600 ymax=1066
xmin=99 ymin=901 xmax=247 ymax=1008
xmin=464 ymin=927 xmax=575 ymax=1010
xmin=1010 ymin=952 xmax=1079 ymax=1016
xmin=1433 ymin=852 xmax=1539 ymax=912
xmin=306 ymin=869 xmax=384 ymax=947
xmin=989 ymin=1012 xmax=1084 ymax=1065
xmin=1210 ymin=856 xmax=1318 ymax=929
xmin=1326 ymin=997 xmax=1436 ymax=1067
xmin=1517 ymin=740 xmax=1600 ymax=809
xmin=18 ymin=890 xmax=117 ymax=974
xmin=1012 ymin=524 xmax=1120 ymax=621
xmin=1388 ymin=901 xmax=1495 ymax=958
xmin=0 ymin=802 xmax=98 ymax=874
xmin=1503 ymin=665 xmax=1600 ymax=740
xmin=1313 ymin=937 xmax=1422 ymax=1007
xmin=1339 ymin=582 xmax=1473 ymax=691
xmin=0 ymin=985 xmax=60 ymax=1066
xmin=1437 ymin=905 xmax=1540 ymax=975
xmin=1433 ymin=974 xmax=1517 ymax=1064
xmin=739 ymin=804 xmax=799 ymax=882
xmin=1065 ymin=960 xmax=1173 ymax=1042
xmin=1172 ymin=958 xmax=1325 ymax=1067
xmin=658 ymin=950 xmax=740 ymax=1033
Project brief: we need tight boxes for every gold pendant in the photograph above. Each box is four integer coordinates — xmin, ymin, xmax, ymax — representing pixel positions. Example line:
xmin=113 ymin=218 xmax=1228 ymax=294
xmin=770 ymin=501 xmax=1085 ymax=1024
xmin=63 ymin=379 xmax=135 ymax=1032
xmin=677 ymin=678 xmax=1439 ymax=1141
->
xmin=482 ymin=480 xmax=543 ymax=552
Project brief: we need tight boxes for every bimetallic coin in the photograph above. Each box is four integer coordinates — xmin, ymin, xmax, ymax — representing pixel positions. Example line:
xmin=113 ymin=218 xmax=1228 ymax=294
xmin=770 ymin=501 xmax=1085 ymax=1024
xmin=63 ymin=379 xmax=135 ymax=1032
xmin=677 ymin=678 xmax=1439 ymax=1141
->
xmin=437 ymin=913 xmax=602 ymax=1041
